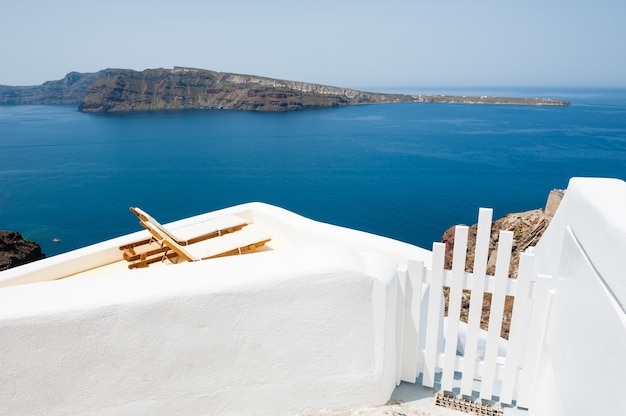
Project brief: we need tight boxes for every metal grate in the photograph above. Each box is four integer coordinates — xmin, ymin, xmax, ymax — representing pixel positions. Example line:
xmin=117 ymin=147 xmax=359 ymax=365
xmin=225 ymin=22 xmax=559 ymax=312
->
xmin=434 ymin=392 xmax=504 ymax=416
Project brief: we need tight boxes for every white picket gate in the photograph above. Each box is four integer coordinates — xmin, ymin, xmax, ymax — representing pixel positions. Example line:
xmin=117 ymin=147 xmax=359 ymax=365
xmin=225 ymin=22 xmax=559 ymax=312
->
xmin=397 ymin=208 xmax=555 ymax=409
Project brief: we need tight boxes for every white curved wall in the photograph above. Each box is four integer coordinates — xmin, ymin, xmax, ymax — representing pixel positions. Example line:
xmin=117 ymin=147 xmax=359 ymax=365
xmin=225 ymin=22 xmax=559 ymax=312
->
xmin=531 ymin=177 xmax=626 ymax=416
xmin=533 ymin=178 xmax=626 ymax=309
xmin=0 ymin=202 xmax=431 ymax=288
xmin=0 ymin=244 xmax=399 ymax=416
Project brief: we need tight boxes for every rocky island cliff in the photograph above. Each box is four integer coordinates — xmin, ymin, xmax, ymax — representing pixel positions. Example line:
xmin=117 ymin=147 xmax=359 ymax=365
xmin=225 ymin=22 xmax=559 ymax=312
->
xmin=0 ymin=231 xmax=45 ymax=271
xmin=0 ymin=71 xmax=105 ymax=105
xmin=0 ymin=66 xmax=570 ymax=112
xmin=77 ymin=67 xmax=416 ymax=112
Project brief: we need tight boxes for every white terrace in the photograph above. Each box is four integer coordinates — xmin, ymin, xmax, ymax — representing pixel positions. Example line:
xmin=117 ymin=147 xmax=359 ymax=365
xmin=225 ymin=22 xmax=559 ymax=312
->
xmin=0 ymin=177 xmax=625 ymax=416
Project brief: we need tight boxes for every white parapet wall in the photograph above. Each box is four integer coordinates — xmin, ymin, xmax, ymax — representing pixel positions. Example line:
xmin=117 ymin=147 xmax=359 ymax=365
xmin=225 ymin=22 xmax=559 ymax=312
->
xmin=530 ymin=177 xmax=626 ymax=416
xmin=0 ymin=244 xmax=400 ymax=416
xmin=0 ymin=202 xmax=431 ymax=288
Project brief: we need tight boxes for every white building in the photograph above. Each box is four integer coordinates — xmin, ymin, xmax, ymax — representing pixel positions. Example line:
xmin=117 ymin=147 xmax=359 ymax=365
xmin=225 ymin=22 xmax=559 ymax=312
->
xmin=0 ymin=177 xmax=624 ymax=416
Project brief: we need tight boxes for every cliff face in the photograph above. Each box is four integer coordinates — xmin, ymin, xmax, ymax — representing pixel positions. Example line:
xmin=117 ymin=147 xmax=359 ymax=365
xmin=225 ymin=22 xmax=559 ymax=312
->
xmin=77 ymin=67 xmax=414 ymax=112
xmin=0 ymin=231 xmax=45 ymax=271
xmin=0 ymin=71 xmax=104 ymax=104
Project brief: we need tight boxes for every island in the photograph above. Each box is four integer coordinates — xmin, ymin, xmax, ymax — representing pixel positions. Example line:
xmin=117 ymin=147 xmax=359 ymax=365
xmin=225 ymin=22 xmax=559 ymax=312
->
xmin=0 ymin=66 xmax=570 ymax=112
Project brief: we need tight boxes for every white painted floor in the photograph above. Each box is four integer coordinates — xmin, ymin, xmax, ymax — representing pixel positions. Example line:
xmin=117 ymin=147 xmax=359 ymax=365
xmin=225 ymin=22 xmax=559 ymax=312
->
xmin=390 ymin=379 xmax=529 ymax=416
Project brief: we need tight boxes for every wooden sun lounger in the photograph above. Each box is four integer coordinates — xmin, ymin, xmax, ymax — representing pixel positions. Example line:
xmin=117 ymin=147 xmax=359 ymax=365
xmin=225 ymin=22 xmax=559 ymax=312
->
xmin=128 ymin=221 xmax=271 ymax=268
xmin=125 ymin=245 xmax=179 ymax=269
xmin=120 ymin=239 xmax=169 ymax=262
xmin=130 ymin=207 xmax=248 ymax=245
xmin=121 ymin=207 xmax=248 ymax=263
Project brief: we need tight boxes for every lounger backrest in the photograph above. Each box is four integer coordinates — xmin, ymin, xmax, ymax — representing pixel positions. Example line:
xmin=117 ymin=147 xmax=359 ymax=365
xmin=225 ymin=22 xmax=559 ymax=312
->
xmin=131 ymin=207 xmax=179 ymax=242
xmin=130 ymin=207 xmax=155 ymax=223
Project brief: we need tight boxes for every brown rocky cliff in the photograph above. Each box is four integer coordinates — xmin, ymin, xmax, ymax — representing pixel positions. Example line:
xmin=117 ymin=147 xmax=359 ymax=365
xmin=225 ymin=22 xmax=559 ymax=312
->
xmin=77 ymin=67 xmax=415 ymax=112
xmin=440 ymin=189 xmax=565 ymax=338
xmin=0 ymin=71 xmax=105 ymax=104
xmin=0 ymin=231 xmax=46 ymax=271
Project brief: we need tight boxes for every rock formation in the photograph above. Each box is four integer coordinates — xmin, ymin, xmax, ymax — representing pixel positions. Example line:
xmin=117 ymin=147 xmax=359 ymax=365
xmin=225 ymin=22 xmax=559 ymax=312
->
xmin=440 ymin=189 xmax=565 ymax=338
xmin=1 ymin=66 xmax=570 ymax=111
xmin=0 ymin=231 xmax=45 ymax=271
xmin=0 ymin=71 xmax=104 ymax=104
xmin=77 ymin=67 xmax=416 ymax=112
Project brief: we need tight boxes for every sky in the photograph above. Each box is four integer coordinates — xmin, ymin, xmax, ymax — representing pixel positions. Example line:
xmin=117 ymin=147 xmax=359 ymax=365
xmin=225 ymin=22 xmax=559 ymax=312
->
xmin=1 ymin=0 xmax=625 ymax=89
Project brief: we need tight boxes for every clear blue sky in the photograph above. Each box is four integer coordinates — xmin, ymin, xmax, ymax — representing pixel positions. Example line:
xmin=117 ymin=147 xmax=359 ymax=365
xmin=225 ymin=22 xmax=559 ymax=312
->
xmin=2 ymin=0 xmax=625 ymax=88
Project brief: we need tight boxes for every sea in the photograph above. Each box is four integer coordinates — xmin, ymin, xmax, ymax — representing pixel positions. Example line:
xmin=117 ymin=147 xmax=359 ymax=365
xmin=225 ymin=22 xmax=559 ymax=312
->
xmin=1 ymin=87 xmax=625 ymax=257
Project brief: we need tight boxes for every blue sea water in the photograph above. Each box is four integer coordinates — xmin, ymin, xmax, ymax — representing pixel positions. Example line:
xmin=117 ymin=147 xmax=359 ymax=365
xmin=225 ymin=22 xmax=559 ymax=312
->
xmin=1 ymin=87 xmax=625 ymax=257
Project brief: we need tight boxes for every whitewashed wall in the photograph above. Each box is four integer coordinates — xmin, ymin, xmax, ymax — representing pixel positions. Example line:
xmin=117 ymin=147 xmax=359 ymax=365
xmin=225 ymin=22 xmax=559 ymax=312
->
xmin=0 ymin=202 xmax=431 ymax=288
xmin=531 ymin=177 xmax=626 ymax=416
xmin=0 ymin=244 xmax=399 ymax=416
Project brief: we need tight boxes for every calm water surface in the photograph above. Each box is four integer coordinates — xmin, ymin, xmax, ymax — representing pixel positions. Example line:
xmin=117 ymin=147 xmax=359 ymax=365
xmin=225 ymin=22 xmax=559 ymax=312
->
xmin=1 ymin=87 xmax=625 ymax=256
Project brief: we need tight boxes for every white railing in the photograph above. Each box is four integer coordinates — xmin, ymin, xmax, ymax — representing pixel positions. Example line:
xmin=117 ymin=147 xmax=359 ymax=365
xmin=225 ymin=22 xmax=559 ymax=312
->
xmin=397 ymin=208 xmax=555 ymax=408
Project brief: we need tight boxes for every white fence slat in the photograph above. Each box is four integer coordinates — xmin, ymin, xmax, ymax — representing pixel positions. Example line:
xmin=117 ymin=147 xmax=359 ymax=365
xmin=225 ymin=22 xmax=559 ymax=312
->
xmin=472 ymin=207 xmax=493 ymax=283
xmin=445 ymin=272 xmax=518 ymax=297
xmin=517 ymin=274 xmax=554 ymax=408
xmin=400 ymin=260 xmax=425 ymax=383
xmin=396 ymin=269 xmax=408 ymax=386
xmin=460 ymin=207 xmax=493 ymax=395
xmin=441 ymin=225 xmax=469 ymax=392
xmin=422 ymin=242 xmax=446 ymax=387
xmin=499 ymin=252 xmax=534 ymax=404
xmin=480 ymin=230 xmax=513 ymax=400
xmin=507 ymin=278 xmax=519 ymax=297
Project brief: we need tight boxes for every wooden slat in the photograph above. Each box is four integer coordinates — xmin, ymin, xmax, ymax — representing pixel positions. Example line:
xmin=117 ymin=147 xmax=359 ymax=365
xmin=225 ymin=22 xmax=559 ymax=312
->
xmin=119 ymin=237 xmax=153 ymax=251
xmin=516 ymin=274 xmax=554 ymax=408
xmin=441 ymin=225 xmax=469 ymax=392
xmin=122 ymin=243 xmax=168 ymax=262
xmin=499 ymin=252 xmax=534 ymax=404
xmin=480 ymin=230 xmax=513 ymax=400
xmin=400 ymin=260 xmax=426 ymax=383
xmin=422 ymin=242 xmax=446 ymax=387
xmin=461 ymin=208 xmax=493 ymax=395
